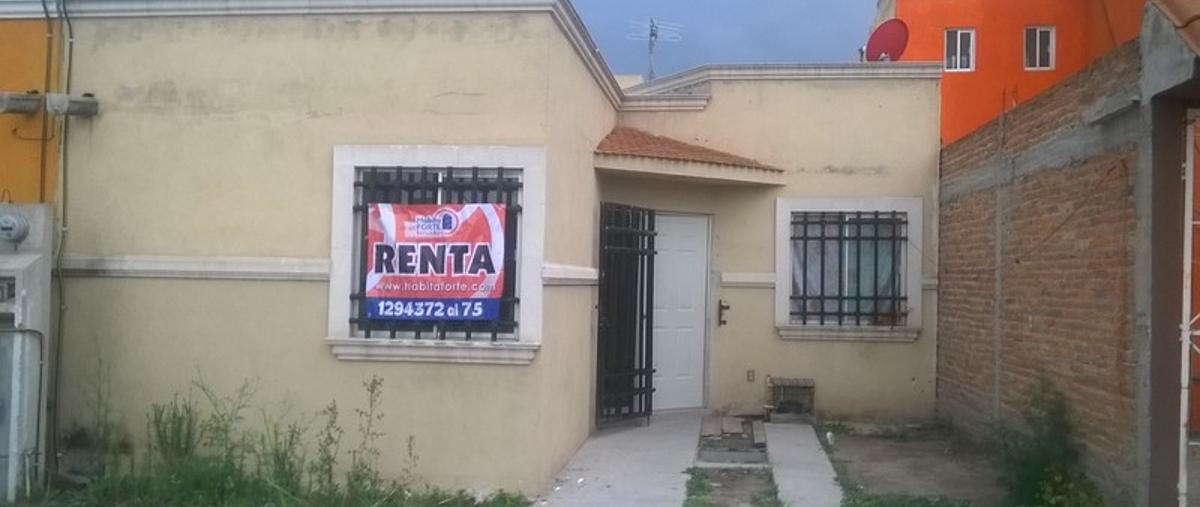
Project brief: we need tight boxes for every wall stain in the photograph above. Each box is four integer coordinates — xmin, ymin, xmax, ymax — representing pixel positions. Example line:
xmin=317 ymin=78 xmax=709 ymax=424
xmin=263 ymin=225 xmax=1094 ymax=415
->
xmin=796 ymin=165 xmax=887 ymax=176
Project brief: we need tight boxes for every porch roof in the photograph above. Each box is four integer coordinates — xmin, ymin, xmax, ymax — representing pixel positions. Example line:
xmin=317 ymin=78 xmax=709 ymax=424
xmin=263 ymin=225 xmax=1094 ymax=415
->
xmin=595 ymin=127 xmax=784 ymax=185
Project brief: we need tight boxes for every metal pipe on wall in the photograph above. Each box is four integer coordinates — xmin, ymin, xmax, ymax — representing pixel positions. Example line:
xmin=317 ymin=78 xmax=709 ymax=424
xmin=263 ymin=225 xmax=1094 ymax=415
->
xmin=1179 ymin=112 xmax=1196 ymax=507
xmin=0 ymin=328 xmax=47 ymax=500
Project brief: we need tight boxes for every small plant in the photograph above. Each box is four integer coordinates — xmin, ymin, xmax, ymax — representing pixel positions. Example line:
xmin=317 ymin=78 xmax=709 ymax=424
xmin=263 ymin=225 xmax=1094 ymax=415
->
xmin=256 ymin=407 xmax=307 ymax=495
xmin=309 ymin=400 xmax=343 ymax=498
xmin=147 ymin=394 xmax=201 ymax=466
xmin=347 ymin=375 xmax=386 ymax=499
xmin=992 ymin=379 xmax=1105 ymax=507
xmin=194 ymin=378 xmax=256 ymax=466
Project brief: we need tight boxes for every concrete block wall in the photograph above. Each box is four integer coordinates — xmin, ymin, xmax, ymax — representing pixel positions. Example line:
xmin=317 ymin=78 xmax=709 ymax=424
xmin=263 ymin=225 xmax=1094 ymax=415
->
xmin=937 ymin=41 xmax=1142 ymax=503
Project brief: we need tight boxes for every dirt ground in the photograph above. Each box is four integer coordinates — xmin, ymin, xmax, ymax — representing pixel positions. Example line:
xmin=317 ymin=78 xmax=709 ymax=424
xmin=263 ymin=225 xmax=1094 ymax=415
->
xmin=828 ymin=428 xmax=1004 ymax=507
xmin=688 ymin=468 xmax=779 ymax=507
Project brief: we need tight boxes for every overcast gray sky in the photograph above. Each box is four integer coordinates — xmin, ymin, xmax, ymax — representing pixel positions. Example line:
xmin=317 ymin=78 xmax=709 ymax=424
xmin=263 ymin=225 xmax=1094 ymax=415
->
xmin=573 ymin=0 xmax=877 ymax=79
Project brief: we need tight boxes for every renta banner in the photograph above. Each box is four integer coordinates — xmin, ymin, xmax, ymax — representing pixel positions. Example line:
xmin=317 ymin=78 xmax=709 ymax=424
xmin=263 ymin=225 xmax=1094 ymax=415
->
xmin=365 ymin=203 xmax=506 ymax=321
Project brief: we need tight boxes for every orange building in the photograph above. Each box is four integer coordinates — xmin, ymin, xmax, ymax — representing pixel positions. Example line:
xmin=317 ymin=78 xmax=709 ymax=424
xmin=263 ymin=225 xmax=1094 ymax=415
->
xmin=0 ymin=18 xmax=61 ymax=204
xmin=874 ymin=0 xmax=1145 ymax=144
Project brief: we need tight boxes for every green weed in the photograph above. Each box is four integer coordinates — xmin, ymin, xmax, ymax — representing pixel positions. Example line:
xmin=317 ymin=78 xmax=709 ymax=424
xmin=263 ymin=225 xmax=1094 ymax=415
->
xmin=991 ymin=379 xmax=1104 ymax=507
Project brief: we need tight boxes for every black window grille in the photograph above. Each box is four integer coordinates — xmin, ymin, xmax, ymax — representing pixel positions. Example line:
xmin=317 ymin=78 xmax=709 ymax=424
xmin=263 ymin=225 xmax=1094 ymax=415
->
xmin=351 ymin=166 xmax=521 ymax=341
xmin=789 ymin=211 xmax=908 ymax=326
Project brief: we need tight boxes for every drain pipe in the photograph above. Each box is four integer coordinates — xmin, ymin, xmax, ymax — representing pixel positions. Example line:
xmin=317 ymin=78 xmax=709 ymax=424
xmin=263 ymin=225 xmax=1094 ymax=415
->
xmin=1180 ymin=114 xmax=1196 ymax=507
xmin=0 ymin=328 xmax=47 ymax=501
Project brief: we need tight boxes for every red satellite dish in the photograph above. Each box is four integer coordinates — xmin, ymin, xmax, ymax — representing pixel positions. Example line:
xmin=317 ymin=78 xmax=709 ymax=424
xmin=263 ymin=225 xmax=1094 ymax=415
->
xmin=866 ymin=19 xmax=909 ymax=62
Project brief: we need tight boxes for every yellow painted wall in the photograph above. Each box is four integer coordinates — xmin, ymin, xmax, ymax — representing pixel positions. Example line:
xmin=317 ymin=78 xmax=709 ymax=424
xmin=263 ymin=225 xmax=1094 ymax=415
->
xmin=612 ymin=77 xmax=942 ymax=419
xmin=0 ymin=19 xmax=60 ymax=203
xmin=55 ymin=12 xmax=606 ymax=494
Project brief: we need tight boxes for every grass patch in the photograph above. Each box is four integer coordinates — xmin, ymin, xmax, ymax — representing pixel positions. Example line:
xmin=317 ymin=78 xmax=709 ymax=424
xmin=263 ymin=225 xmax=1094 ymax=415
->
xmin=751 ymin=474 xmax=784 ymax=507
xmin=683 ymin=468 xmax=716 ymax=507
xmin=682 ymin=467 xmax=783 ymax=507
xmin=841 ymin=490 xmax=971 ymax=507
xmin=22 ymin=376 xmax=528 ymax=507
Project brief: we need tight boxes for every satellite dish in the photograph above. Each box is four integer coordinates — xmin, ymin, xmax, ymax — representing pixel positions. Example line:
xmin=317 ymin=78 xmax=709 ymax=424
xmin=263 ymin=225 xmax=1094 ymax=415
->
xmin=865 ymin=19 xmax=909 ymax=62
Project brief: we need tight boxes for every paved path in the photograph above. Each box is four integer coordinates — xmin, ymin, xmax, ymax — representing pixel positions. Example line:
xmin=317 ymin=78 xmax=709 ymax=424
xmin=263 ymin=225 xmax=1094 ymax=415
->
xmin=538 ymin=410 xmax=701 ymax=507
xmin=766 ymin=423 xmax=844 ymax=507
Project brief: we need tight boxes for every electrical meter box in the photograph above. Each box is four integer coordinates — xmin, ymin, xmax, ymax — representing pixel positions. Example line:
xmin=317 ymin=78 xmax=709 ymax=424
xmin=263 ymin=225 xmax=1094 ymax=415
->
xmin=0 ymin=204 xmax=52 ymax=503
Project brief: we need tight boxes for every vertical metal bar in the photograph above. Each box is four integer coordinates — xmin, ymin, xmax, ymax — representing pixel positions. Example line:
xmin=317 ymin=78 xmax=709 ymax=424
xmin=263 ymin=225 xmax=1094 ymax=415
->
xmin=837 ymin=214 xmax=844 ymax=325
xmin=873 ymin=211 xmax=881 ymax=324
xmin=359 ymin=167 xmax=376 ymax=339
xmin=645 ymin=208 xmax=656 ymax=421
xmin=800 ymin=213 xmax=808 ymax=324
xmin=819 ymin=213 xmax=826 ymax=325
xmin=893 ymin=213 xmax=903 ymax=324
xmin=855 ymin=212 xmax=862 ymax=326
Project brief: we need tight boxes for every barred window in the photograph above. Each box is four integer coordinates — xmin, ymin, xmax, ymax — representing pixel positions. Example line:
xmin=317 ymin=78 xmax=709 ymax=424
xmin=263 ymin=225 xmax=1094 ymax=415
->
xmin=789 ymin=211 xmax=908 ymax=326
xmin=350 ymin=166 xmax=521 ymax=341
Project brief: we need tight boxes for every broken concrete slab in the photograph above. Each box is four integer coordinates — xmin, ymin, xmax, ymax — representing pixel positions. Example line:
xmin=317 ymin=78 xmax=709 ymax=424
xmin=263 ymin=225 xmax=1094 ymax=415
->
xmin=722 ymin=416 xmax=744 ymax=435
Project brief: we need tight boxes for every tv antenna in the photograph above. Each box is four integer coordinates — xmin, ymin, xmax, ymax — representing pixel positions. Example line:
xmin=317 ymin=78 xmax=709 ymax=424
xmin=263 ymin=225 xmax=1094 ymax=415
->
xmin=627 ymin=18 xmax=683 ymax=81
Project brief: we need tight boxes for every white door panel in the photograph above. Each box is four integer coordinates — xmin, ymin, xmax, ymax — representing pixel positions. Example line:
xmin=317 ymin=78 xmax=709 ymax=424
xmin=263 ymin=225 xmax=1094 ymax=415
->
xmin=652 ymin=215 xmax=708 ymax=410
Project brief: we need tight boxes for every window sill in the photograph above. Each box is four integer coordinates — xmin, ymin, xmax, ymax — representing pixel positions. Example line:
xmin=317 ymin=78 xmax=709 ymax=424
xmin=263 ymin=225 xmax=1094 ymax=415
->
xmin=325 ymin=338 xmax=540 ymax=365
xmin=776 ymin=325 xmax=920 ymax=343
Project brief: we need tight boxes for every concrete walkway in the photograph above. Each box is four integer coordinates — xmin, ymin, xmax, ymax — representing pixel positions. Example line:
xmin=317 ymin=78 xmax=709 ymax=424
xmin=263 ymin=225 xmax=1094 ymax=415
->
xmin=538 ymin=410 xmax=701 ymax=507
xmin=766 ymin=423 xmax=844 ymax=507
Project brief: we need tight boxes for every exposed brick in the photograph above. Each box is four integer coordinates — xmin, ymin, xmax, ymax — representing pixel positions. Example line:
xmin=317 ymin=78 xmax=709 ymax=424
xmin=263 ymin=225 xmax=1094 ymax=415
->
xmin=938 ymin=40 xmax=1141 ymax=504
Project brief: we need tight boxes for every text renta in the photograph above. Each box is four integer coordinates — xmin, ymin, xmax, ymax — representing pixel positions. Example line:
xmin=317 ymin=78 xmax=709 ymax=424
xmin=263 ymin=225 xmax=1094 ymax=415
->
xmin=372 ymin=242 xmax=497 ymax=276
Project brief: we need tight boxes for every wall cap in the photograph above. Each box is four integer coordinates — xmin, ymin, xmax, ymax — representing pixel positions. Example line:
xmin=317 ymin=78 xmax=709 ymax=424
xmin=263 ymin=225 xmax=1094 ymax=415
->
xmin=625 ymin=62 xmax=944 ymax=96
xmin=542 ymin=263 xmax=598 ymax=286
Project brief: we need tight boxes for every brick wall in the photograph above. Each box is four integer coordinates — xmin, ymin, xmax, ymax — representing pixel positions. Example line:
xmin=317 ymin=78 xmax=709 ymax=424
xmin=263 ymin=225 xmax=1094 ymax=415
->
xmin=938 ymin=41 xmax=1141 ymax=502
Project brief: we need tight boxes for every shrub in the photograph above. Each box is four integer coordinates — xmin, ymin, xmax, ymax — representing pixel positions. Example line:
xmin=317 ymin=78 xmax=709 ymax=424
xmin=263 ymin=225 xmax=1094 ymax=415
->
xmin=147 ymin=394 xmax=201 ymax=466
xmin=992 ymin=379 xmax=1104 ymax=507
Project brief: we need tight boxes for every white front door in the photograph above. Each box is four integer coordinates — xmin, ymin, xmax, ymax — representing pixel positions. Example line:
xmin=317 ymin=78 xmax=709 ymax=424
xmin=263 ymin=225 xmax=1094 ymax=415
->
xmin=652 ymin=214 xmax=708 ymax=410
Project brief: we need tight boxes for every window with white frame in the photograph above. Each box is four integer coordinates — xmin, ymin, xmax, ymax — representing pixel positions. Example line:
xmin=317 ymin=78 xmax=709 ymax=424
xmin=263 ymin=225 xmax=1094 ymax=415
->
xmin=326 ymin=145 xmax=546 ymax=365
xmin=945 ymin=28 xmax=975 ymax=72
xmin=774 ymin=198 xmax=923 ymax=334
xmin=1024 ymin=26 xmax=1055 ymax=70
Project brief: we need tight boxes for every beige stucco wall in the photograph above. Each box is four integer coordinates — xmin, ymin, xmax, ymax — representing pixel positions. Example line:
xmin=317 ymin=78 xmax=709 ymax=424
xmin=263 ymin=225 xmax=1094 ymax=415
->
xmin=52 ymin=5 xmax=939 ymax=497
xmin=57 ymin=11 xmax=612 ymax=494
xmin=607 ymin=77 xmax=941 ymax=419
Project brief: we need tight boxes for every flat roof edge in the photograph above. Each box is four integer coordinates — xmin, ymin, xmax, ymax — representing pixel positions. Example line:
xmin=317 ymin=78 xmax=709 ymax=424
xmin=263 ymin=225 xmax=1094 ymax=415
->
xmin=625 ymin=62 xmax=944 ymax=95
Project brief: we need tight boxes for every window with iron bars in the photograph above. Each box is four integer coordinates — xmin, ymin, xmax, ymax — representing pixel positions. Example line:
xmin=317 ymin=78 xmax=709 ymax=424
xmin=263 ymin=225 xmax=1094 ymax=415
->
xmin=351 ymin=166 xmax=521 ymax=341
xmin=789 ymin=211 xmax=908 ymax=326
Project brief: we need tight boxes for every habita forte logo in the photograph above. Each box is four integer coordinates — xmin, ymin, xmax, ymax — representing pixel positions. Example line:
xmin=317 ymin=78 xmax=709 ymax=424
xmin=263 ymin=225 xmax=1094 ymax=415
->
xmin=366 ymin=203 xmax=506 ymax=321
xmin=410 ymin=209 xmax=459 ymax=237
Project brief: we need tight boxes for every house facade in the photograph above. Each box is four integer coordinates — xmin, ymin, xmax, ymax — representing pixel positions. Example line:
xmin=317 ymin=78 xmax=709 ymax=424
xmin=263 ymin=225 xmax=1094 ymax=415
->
xmin=0 ymin=0 xmax=942 ymax=496
xmin=872 ymin=0 xmax=1145 ymax=144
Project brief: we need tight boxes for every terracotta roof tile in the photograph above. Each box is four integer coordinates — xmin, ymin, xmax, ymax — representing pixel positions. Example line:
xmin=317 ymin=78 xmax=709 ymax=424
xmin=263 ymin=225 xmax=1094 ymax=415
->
xmin=1152 ymin=0 xmax=1200 ymax=55
xmin=596 ymin=127 xmax=781 ymax=171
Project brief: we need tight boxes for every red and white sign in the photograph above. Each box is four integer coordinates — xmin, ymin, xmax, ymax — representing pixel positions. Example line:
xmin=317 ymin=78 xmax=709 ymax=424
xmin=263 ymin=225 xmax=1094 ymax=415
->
xmin=365 ymin=203 xmax=506 ymax=320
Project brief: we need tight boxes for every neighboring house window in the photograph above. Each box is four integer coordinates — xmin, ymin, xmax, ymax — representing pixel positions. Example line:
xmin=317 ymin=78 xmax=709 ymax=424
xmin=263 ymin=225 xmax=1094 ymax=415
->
xmin=1024 ymin=26 xmax=1055 ymax=70
xmin=790 ymin=211 xmax=907 ymax=326
xmin=944 ymin=28 xmax=975 ymax=72
xmin=351 ymin=166 xmax=521 ymax=341
xmin=774 ymin=198 xmax=924 ymax=335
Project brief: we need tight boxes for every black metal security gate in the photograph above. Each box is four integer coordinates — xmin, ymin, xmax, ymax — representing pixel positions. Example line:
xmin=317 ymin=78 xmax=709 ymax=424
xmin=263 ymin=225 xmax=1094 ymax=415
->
xmin=596 ymin=203 xmax=656 ymax=426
